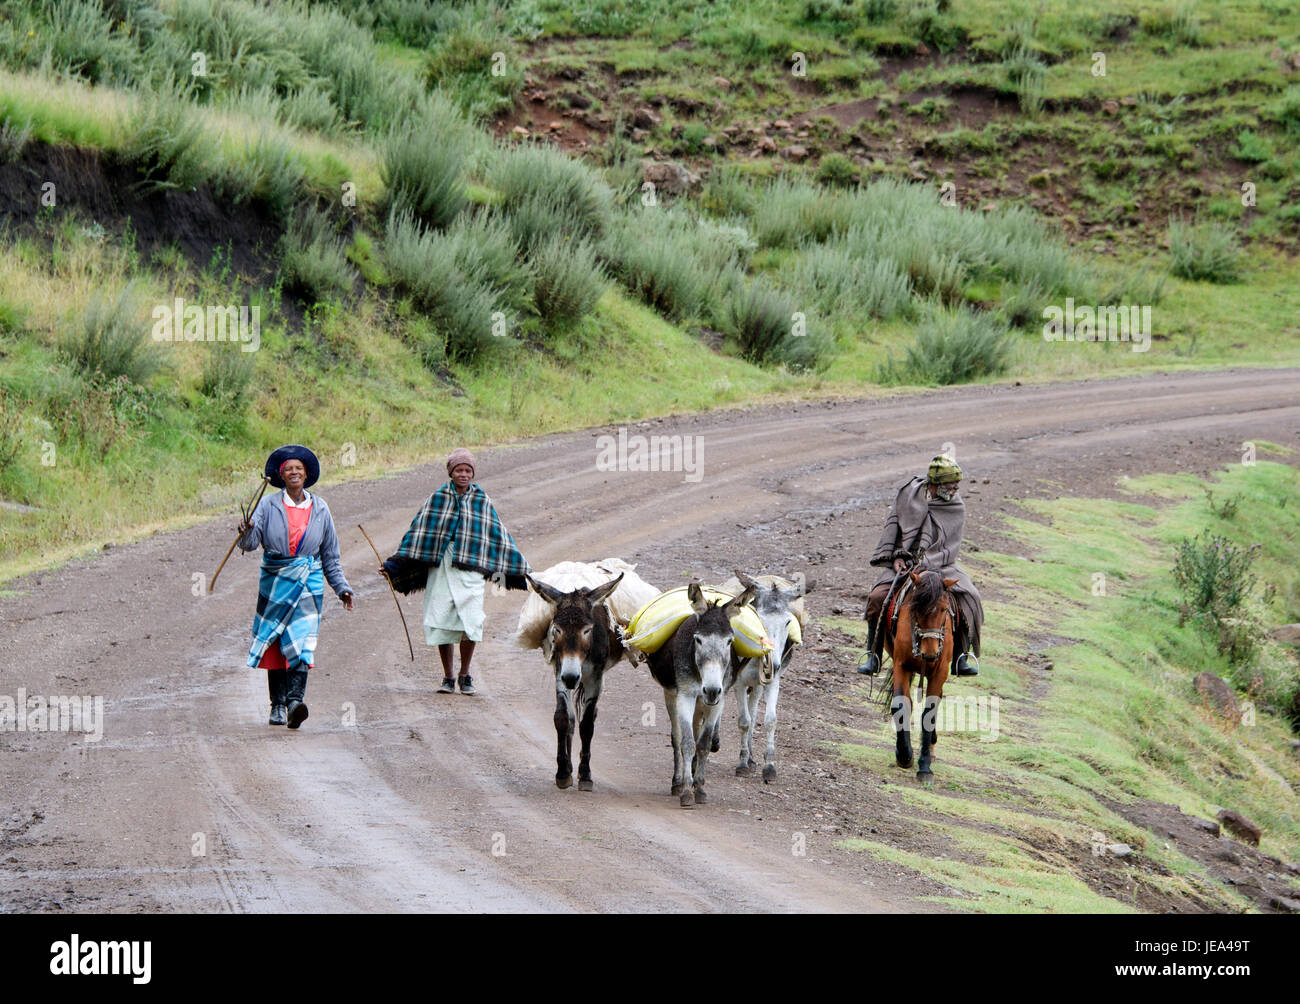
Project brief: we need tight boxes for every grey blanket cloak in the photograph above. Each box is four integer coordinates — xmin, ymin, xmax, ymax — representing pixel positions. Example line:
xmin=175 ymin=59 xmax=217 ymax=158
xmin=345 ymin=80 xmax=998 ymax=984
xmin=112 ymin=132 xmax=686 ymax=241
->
xmin=869 ymin=477 xmax=983 ymax=655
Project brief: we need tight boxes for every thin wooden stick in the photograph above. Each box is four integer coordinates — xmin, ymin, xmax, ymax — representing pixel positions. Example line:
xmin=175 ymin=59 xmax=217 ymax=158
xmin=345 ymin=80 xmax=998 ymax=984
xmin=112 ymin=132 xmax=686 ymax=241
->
xmin=358 ymin=523 xmax=415 ymax=662
xmin=209 ymin=477 xmax=270 ymax=594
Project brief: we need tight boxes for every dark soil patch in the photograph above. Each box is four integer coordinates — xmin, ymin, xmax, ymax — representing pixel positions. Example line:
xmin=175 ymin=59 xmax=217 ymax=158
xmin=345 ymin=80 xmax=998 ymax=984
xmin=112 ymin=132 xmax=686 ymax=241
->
xmin=0 ymin=142 xmax=280 ymax=287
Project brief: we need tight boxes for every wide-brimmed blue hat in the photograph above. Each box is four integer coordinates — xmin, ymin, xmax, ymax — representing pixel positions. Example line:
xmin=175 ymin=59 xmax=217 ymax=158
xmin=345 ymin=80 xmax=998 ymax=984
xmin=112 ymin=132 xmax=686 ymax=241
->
xmin=265 ymin=444 xmax=320 ymax=489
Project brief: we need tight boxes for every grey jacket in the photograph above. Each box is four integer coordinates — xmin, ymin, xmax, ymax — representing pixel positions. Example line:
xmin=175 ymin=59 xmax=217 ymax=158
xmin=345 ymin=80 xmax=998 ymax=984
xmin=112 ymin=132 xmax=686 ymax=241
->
xmin=870 ymin=477 xmax=983 ymax=653
xmin=237 ymin=491 xmax=353 ymax=598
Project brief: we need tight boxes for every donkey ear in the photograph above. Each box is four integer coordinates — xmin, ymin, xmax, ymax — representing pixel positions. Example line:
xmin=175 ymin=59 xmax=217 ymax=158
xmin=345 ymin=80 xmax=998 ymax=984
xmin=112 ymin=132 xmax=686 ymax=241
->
xmin=733 ymin=569 xmax=760 ymax=590
xmin=687 ymin=580 xmax=709 ymax=614
xmin=725 ymin=584 xmax=756 ymax=613
xmin=584 ymin=572 xmax=623 ymax=605
xmin=942 ymin=577 xmax=958 ymax=591
xmin=527 ymin=574 xmax=565 ymax=606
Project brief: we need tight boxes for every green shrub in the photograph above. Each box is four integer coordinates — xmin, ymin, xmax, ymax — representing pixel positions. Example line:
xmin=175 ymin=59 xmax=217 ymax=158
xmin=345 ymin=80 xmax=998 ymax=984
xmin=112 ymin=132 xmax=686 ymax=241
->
xmin=877 ymin=307 xmax=1011 ymax=385
xmin=491 ymin=142 xmax=612 ymax=242
xmin=49 ymin=0 xmax=140 ymax=85
xmin=120 ymin=97 xmax=210 ymax=193
xmin=861 ymin=0 xmax=898 ymax=23
xmin=382 ymin=119 xmax=469 ymax=229
xmin=425 ymin=7 xmax=523 ymax=120
xmin=1173 ymin=532 xmax=1256 ymax=622
xmin=787 ymin=242 xmax=911 ymax=320
xmin=750 ymin=178 xmax=852 ymax=248
xmin=198 ymin=345 xmax=255 ymax=407
xmin=280 ymin=208 xmax=357 ymax=303
xmin=700 ymin=164 xmax=759 ymax=218
xmin=62 ymin=283 xmax=163 ymax=386
xmin=1271 ymin=85 xmax=1300 ymax=136
xmin=530 ymin=234 xmax=609 ymax=328
xmin=1002 ymin=43 xmax=1045 ymax=114
xmin=1232 ymin=129 xmax=1270 ymax=163
xmin=815 ymin=152 xmax=856 ymax=187
xmin=723 ymin=277 xmax=831 ymax=370
xmin=383 ymin=209 xmax=528 ymax=361
xmin=600 ymin=208 xmax=745 ymax=324
xmin=1168 ymin=218 xmax=1242 ymax=283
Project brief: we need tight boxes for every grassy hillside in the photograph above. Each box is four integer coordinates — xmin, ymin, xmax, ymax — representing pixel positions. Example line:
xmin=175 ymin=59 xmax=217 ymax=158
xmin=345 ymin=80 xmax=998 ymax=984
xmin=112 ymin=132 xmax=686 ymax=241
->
xmin=0 ymin=0 xmax=1297 ymax=575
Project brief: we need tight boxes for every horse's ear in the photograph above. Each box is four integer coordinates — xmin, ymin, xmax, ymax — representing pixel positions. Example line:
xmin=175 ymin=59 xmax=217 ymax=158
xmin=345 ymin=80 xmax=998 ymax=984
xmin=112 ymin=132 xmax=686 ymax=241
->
xmin=909 ymin=571 xmax=921 ymax=585
xmin=584 ymin=572 xmax=623 ymax=605
xmin=527 ymin=574 xmax=566 ymax=605
xmin=687 ymin=581 xmax=709 ymax=614
xmin=942 ymin=577 xmax=958 ymax=591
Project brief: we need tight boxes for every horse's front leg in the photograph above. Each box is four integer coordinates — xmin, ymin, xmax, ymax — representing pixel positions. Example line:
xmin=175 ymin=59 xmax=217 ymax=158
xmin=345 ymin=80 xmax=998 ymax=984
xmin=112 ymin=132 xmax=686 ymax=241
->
xmin=761 ymin=671 xmax=782 ymax=782
xmin=577 ymin=672 xmax=603 ymax=792
xmin=553 ymin=684 xmax=575 ymax=789
xmin=735 ymin=681 xmax=755 ymax=776
xmin=918 ymin=662 xmax=948 ymax=781
xmin=892 ymin=660 xmax=913 ymax=770
xmin=917 ymin=683 xmax=940 ymax=781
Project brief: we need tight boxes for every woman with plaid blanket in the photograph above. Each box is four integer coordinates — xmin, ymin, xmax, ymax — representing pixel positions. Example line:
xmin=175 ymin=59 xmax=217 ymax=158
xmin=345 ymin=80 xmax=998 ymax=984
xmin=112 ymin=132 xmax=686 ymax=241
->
xmin=237 ymin=445 xmax=354 ymax=728
xmin=381 ymin=448 xmax=529 ymax=696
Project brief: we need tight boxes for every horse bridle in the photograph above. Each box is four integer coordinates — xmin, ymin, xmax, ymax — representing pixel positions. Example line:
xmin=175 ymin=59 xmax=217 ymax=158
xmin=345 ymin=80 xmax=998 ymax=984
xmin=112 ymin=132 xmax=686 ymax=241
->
xmin=911 ymin=601 xmax=953 ymax=661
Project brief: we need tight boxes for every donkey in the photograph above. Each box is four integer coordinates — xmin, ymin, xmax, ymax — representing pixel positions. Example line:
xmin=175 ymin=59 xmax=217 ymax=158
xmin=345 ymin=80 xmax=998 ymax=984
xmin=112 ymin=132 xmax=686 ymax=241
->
xmin=645 ymin=581 xmax=755 ymax=807
xmin=720 ymin=570 xmax=813 ymax=783
xmin=883 ymin=570 xmax=957 ymax=781
xmin=525 ymin=572 xmax=625 ymax=792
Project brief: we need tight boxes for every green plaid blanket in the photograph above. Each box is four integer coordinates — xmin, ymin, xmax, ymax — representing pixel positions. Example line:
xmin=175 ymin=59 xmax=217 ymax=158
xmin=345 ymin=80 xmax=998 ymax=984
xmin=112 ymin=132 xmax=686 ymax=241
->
xmin=388 ymin=483 xmax=530 ymax=593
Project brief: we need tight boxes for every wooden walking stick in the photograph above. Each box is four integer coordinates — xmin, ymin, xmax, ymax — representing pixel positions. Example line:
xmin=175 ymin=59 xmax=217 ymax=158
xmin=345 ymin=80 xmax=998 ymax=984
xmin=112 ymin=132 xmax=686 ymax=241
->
xmin=358 ymin=523 xmax=415 ymax=662
xmin=209 ymin=476 xmax=271 ymax=594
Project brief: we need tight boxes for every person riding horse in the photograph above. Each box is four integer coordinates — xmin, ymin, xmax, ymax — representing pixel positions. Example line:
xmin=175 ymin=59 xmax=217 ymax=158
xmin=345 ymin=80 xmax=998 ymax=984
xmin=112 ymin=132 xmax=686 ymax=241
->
xmin=858 ymin=456 xmax=982 ymax=678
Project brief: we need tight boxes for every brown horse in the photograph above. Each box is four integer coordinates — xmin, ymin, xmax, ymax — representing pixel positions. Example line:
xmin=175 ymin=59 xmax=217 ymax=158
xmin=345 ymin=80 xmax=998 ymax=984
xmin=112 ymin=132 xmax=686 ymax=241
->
xmin=884 ymin=570 xmax=958 ymax=781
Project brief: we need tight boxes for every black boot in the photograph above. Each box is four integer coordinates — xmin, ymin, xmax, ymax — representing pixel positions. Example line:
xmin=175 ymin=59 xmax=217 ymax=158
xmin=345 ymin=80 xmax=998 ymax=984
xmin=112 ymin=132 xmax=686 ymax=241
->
xmin=857 ymin=621 xmax=882 ymax=675
xmin=267 ymin=670 xmax=287 ymax=726
xmin=285 ymin=669 xmax=310 ymax=729
xmin=954 ymin=651 xmax=980 ymax=676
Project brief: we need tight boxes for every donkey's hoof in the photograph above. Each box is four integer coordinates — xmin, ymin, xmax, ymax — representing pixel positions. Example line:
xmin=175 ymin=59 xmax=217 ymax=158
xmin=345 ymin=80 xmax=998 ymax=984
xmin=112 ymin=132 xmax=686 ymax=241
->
xmin=679 ymin=788 xmax=696 ymax=807
xmin=761 ymin=764 xmax=777 ymax=783
xmin=671 ymin=782 xmax=685 ymax=796
xmin=916 ymin=770 xmax=934 ymax=784
xmin=693 ymin=785 xmax=708 ymax=804
xmin=556 ymin=775 xmax=573 ymax=789
xmin=735 ymin=764 xmax=754 ymax=777
xmin=577 ymin=778 xmax=593 ymax=792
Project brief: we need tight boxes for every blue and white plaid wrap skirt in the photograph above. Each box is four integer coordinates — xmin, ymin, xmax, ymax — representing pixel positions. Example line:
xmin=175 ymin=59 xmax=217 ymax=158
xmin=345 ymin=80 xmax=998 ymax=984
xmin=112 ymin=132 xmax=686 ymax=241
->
xmin=247 ymin=554 xmax=325 ymax=670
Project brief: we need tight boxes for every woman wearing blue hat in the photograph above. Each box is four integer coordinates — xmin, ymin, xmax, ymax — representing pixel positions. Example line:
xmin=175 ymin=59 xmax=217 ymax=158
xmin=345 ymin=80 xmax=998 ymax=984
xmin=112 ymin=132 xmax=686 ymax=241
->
xmin=236 ymin=445 xmax=354 ymax=729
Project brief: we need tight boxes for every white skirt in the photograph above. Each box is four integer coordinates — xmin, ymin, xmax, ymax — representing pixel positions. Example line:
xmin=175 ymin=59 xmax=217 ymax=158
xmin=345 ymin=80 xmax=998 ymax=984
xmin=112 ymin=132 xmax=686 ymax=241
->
xmin=423 ymin=560 xmax=486 ymax=645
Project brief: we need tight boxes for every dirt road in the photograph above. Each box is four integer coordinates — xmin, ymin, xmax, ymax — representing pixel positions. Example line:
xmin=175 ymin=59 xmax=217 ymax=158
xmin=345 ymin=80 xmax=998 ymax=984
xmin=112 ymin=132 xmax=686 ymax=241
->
xmin=3 ymin=368 xmax=1298 ymax=913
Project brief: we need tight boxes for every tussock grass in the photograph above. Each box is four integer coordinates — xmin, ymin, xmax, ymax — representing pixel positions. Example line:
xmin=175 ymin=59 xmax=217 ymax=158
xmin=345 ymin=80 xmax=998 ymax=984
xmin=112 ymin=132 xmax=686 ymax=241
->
xmin=60 ymin=281 xmax=163 ymax=386
xmin=877 ymin=306 xmax=1012 ymax=386
xmin=1168 ymin=218 xmax=1243 ymax=283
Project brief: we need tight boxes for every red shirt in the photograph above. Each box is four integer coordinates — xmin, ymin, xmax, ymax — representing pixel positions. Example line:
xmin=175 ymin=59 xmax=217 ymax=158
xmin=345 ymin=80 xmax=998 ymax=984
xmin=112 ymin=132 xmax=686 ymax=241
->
xmin=284 ymin=492 xmax=312 ymax=556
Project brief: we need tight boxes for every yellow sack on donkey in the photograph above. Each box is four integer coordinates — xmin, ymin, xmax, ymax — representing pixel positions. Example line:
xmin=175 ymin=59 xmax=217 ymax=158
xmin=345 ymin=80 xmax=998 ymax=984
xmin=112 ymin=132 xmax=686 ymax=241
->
xmin=624 ymin=587 xmax=774 ymax=659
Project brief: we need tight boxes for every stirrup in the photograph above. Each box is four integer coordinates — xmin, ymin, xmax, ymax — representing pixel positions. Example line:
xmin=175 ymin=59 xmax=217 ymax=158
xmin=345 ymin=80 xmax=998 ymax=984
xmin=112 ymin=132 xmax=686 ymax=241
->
xmin=954 ymin=653 xmax=979 ymax=677
xmin=856 ymin=651 xmax=881 ymax=676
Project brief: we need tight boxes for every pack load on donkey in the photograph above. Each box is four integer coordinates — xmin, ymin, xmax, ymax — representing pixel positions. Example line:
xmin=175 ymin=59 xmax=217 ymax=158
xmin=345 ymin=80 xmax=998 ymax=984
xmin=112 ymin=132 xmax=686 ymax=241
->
xmin=514 ymin=558 xmax=658 ymax=653
xmin=623 ymin=586 xmax=775 ymax=659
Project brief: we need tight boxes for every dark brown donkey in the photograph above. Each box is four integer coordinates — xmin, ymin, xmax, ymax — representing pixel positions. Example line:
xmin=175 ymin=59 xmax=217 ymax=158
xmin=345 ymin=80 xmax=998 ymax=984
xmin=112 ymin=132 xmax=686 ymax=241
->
xmin=884 ymin=570 xmax=958 ymax=781
xmin=525 ymin=573 xmax=625 ymax=792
